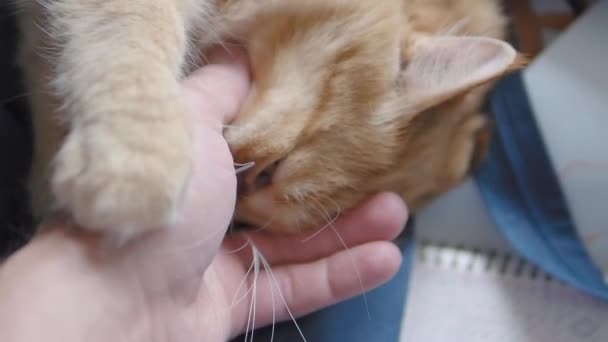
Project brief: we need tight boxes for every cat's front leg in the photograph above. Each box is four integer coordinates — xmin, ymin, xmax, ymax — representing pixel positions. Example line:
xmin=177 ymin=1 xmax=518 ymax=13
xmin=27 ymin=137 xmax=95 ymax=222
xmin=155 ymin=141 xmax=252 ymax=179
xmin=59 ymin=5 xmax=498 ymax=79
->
xmin=39 ymin=0 xmax=199 ymax=241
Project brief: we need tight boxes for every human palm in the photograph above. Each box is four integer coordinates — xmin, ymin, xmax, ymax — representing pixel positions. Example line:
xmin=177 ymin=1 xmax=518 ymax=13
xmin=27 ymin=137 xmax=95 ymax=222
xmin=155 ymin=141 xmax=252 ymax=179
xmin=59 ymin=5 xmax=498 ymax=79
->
xmin=0 ymin=48 xmax=407 ymax=342
xmin=120 ymin=48 xmax=408 ymax=341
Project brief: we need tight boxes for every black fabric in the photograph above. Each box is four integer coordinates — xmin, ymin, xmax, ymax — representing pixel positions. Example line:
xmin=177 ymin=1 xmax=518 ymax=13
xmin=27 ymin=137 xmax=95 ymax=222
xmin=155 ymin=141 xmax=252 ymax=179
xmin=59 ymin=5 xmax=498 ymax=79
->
xmin=0 ymin=5 xmax=35 ymax=259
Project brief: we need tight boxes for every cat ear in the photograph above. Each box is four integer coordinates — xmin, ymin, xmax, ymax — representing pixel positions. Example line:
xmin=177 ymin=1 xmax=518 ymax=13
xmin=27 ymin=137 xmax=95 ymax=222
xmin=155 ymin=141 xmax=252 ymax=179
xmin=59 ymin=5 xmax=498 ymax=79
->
xmin=400 ymin=35 xmax=523 ymax=111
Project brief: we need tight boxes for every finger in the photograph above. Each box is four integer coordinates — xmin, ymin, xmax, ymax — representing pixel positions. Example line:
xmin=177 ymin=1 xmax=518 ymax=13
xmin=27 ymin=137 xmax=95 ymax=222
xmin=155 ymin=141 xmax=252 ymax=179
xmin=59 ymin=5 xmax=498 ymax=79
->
xmin=180 ymin=46 xmax=251 ymax=131
xmin=231 ymin=241 xmax=403 ymax=335
xmin=225 ymin=192 xmax=408 ymax=266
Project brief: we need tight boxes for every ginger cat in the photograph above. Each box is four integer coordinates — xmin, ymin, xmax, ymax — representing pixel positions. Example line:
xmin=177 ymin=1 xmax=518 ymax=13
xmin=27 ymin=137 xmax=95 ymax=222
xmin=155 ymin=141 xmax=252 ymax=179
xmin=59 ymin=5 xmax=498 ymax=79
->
xmin=17 ymin=0 xmax=521 ymax=239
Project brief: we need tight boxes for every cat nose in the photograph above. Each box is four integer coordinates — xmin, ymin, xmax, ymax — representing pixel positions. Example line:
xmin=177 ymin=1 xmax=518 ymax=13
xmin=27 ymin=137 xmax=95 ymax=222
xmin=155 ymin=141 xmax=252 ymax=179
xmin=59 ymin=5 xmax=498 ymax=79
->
xmin=237 ymin=160 xmax=280 ymax=197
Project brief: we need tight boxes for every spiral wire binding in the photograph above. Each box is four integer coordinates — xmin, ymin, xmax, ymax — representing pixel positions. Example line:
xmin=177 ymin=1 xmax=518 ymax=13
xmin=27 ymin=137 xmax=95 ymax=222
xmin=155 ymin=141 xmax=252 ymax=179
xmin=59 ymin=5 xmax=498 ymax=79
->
xmin=418 ymin=240 xmax=562 ymax=284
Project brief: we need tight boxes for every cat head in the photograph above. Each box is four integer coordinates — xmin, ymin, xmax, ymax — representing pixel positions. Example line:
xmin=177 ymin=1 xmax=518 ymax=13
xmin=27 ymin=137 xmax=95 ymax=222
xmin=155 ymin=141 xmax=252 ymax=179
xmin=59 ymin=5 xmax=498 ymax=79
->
xmin=224 ymin=1 xmax=522 ymax=233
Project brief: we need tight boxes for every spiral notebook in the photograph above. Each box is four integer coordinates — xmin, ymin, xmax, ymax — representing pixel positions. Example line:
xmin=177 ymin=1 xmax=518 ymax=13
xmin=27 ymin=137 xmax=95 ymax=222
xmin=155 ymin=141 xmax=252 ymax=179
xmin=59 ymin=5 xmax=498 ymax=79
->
xmin=399 ymin=242 xmax=608 ymax=342
xmin=395 ymin=177 xmax=608 ymax=342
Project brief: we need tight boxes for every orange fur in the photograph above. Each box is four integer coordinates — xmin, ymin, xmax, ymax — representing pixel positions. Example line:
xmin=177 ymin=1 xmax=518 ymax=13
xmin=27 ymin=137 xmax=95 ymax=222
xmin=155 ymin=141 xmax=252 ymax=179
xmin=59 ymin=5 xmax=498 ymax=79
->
xmin=227 ymin=0 xmax=523 ymax=233
xmin=18 ymin=0 xmax=522 ymax=238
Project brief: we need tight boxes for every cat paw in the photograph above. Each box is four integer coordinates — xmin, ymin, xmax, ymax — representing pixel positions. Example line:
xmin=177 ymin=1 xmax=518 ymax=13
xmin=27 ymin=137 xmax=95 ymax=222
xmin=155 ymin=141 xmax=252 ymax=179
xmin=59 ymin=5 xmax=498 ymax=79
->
xmin=51 ymin=125 xmax=192 ymax=242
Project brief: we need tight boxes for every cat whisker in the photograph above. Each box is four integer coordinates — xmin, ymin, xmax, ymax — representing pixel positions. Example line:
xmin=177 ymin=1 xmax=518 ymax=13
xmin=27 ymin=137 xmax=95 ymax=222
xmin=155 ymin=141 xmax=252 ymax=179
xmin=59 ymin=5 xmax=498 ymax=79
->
xmin=33 ymin=19 xmax=54 ymax=41
xmin=1 ymin=90 xmax=51 ymax=106
xmin=253 ymin=242 xmax=277 ymax=342
xmin=214 ymin=39 xmax=233 ymax=60
xmin=217 ymin=39 xmax=250 ymax=58
xmin=1 ymin=93 xmax=31 ymax=106
xmin=243 ymin=239 xmax=259 ymax=342
xmin=235 ymin=161 xmax=255 ymax=174
xmin=321 ymin=195 xmax=342 ymax=213
xmin=317 ymin=194 xmax=343 ymax=221
xmin=301 ymin=210 xmax=340 ymax=243
xmin=232 ymin=238 xmax=305 ymax=342
xmin=253 ymin=241 xmax=307 ymax=342
xmin=231 ymin=254 xmax=257 ymax=307
xmin=330 ymin=224 xmax=371 ymax=320
xmin=214 ymin=25 xmax=248 ymax=46
xmin=443 ymin=17 xmax=471 ymax=36
xmin=297 ymin=195 xmax=366 ymax=318
xmin=304 ymin=194 xmax=342 ymax=233
xmin=183 ymin=49 xmax=204 ymax=74
xmin=294 ymin=216 xmax=301 ymax=234
xmin=311 ymin=197 xmax=332 ymax=224
xmin=227 ymin=217 xmax=239 ymax=235
xmin=226 ymin=239 xmax=253 ymax=254
xmin=222 ymin=123 xmax=246 ymax=131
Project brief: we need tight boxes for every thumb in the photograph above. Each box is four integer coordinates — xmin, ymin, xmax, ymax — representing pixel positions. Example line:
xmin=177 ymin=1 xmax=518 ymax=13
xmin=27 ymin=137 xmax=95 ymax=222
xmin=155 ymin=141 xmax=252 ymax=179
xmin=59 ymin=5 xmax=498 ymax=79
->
xmin=181 ymin=47 xmax=251 ymax=131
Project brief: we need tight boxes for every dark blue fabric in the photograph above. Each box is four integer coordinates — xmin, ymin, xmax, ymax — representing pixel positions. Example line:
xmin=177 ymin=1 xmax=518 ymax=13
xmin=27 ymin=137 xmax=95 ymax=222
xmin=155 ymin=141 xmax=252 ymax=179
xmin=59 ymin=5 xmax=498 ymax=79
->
xmin=232 ymin=227 xmax=415 ymax=342
xmin=475 ymin=72 xmax=608 ymax=300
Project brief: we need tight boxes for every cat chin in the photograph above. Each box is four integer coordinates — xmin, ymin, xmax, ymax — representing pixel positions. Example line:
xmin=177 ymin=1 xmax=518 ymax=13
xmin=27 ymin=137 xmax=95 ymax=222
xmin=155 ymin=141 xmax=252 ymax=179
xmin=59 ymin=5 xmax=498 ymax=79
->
xmin=235 ymin=192 xmax=313 ymax=234
xmin=233 ymin=208 xmax=300 ymax=235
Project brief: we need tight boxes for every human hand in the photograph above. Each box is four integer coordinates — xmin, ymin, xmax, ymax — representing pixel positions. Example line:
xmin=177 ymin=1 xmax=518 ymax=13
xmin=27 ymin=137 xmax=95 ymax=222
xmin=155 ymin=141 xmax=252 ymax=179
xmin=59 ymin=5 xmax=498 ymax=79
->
xmin=0 ymin=47 xmax=408 ymax=342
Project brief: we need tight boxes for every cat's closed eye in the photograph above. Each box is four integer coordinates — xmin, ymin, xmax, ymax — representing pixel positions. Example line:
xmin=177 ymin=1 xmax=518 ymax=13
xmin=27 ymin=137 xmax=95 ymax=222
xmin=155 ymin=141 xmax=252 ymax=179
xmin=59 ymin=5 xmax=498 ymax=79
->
xmin=237 ymin=159 xmax=283 ymax=197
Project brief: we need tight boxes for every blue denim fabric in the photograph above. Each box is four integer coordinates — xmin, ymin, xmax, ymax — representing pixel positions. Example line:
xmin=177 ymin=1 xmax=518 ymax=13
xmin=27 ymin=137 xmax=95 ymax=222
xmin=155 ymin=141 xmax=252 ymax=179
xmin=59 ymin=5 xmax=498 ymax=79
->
xmin=231 ymin=228 xmax=415 ymax=342
xmin=475 ymin=72 xmax=608 ymax=300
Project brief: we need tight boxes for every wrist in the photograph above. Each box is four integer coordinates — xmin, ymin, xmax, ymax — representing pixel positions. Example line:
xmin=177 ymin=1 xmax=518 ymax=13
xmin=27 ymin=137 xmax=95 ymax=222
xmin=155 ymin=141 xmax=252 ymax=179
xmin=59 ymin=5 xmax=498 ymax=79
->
xmin=0 ymin=221 xmax=152 ymax=342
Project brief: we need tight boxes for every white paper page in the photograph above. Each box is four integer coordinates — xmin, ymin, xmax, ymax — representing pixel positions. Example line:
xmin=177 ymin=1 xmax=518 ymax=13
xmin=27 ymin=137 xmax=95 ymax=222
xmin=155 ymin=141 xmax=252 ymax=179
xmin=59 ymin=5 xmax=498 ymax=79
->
xmin=400 ymin=245 xmax=608 ymax=342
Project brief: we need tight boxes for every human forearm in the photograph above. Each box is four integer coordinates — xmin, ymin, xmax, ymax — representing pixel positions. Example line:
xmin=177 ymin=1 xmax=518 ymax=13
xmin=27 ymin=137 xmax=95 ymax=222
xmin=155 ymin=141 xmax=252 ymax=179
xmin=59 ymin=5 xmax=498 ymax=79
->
xmin=0 ymin=225 xmax=150 ymax=342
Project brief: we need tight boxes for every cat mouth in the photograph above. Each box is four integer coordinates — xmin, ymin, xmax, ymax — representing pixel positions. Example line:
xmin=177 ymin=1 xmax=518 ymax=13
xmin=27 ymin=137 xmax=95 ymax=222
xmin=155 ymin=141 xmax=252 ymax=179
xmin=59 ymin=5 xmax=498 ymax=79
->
xmin=231 ymin=219 xmax=255 ymax=233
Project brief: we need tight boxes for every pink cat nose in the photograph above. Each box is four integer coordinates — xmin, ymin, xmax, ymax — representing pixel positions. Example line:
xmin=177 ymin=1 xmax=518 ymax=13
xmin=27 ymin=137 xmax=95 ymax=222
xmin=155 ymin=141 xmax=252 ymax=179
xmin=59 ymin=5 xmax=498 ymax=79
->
xmin=237 ymin=160 xmax=280 ymax=197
